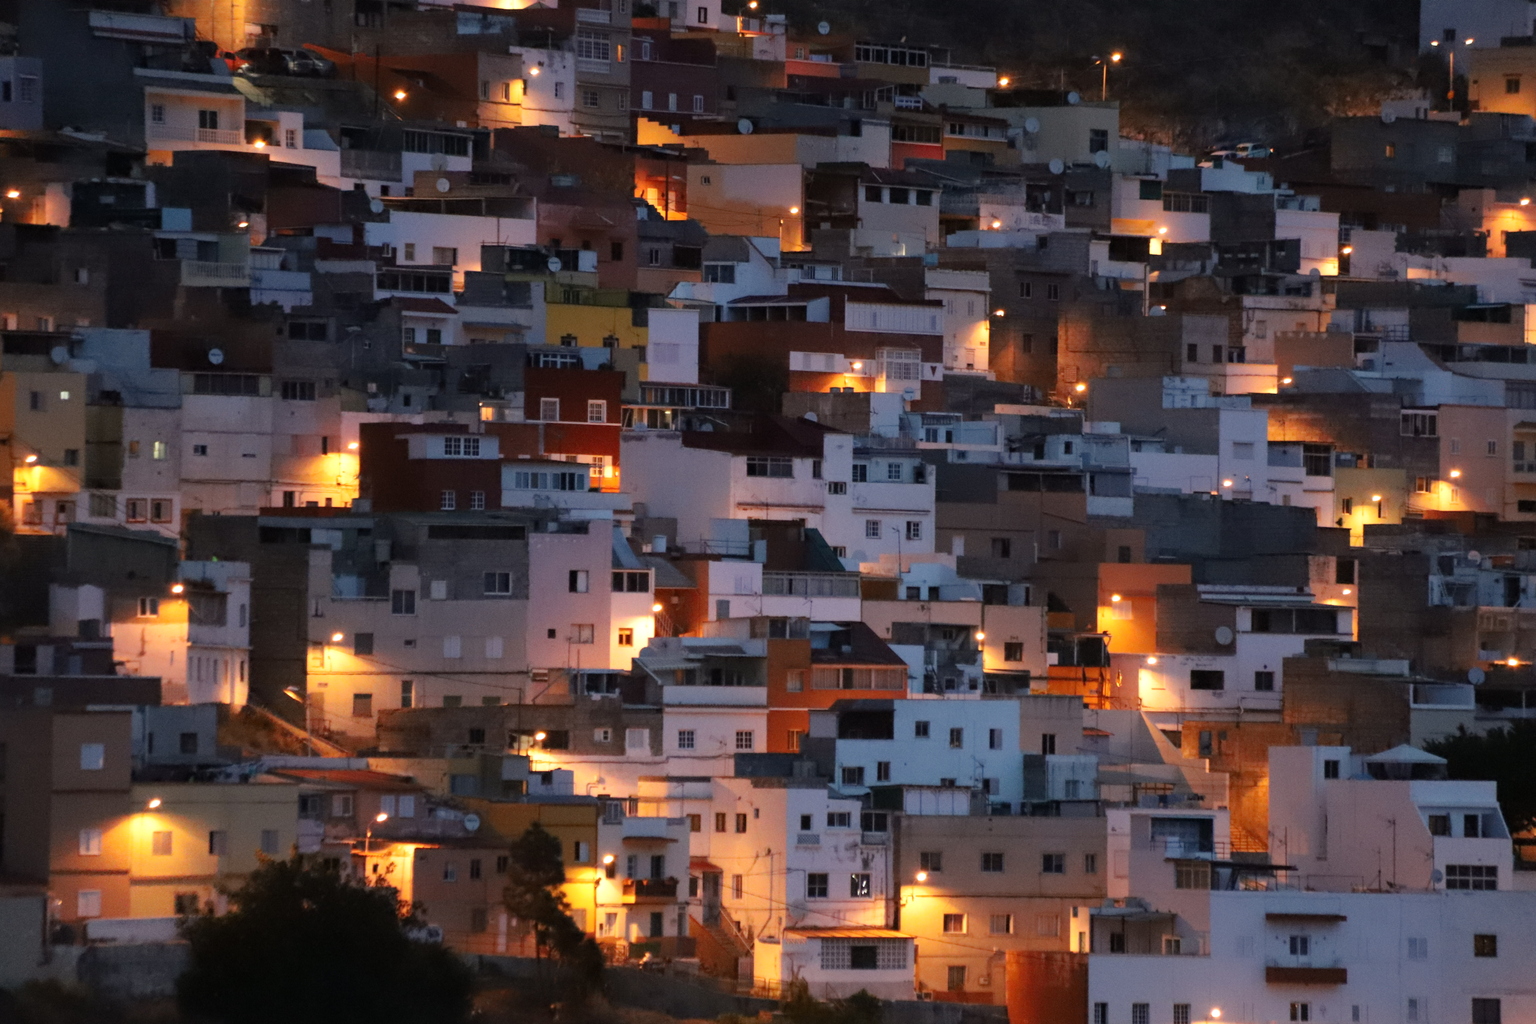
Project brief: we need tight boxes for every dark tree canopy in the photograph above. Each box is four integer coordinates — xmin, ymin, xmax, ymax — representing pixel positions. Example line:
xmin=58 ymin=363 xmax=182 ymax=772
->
xmin=1424 ymin=723 xmax=1536 ymax=834
xmin=177 ymin=855 xmax=473 ymax=1024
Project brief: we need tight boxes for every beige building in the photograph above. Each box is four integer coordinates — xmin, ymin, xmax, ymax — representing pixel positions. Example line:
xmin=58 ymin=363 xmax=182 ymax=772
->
xmin=896 ymin=813 xmax=1107 ymax=1002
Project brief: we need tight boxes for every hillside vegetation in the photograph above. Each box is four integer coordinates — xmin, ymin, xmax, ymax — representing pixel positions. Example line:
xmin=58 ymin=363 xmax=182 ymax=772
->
xmin=776 ymin=0 xmax=1421 ymax=149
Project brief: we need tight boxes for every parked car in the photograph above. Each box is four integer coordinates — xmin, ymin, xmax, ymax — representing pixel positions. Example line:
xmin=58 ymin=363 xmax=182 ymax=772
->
xmin=1209 ymin=141 xmax=1271 ymax=160
xmin=233 ymin=48 xmax=288 ymax=76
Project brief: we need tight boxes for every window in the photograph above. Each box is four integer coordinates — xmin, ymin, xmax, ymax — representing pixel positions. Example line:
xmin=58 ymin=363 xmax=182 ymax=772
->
xmin=1428 ymin=814 xmax=1450 ymax=836
xmin=1473 ymin=999 xmax=1502 ymax=1024
xmin=353 ymin=694 xmax=373 ymax=718
xmin=714 ymin=812 xmax=727 ymax=832
xmin=152 ymin=831 xmax=173 ymax=856
xmin=1290 ymin=1005 xmax=1310 ymax=1023
xmin=1089 ymin=128 xmax=1109 ymax=153
xmin=137 ymin=597 xmax=160 ymax=618
xmin=582 ymin=89 xmax=600 ymax=109
xmin=568 ymin=570 xmax=590 ymax=593
xmin=192 ymin=444 xmax=209 ymax=456
xmin=865 ymin=519 xmax=882 ymax=539
xmin=1190 ymin=670 xmax=1225 ymax=690
xmin=391 ymin=590 xmax=416 ymax=615
xmin=949 ymin=727 xmax=964 ymax=748
xmin=260 ymin=829 xmax=279 ymax=855
xmin=78 ymin=890 xmax=102 ymax=918
xmin=1289 ymin=935 xmax=1310 ymax=956
xmin=1132 ymin=1006 xmax=1149 ymax=1024
xmin=875 ymin=760 xmax=891 ymax=782
xmin=617 ymin=627 xmax=634 ymax=646
xmin=841 ymin=766 xmax=866 ymax=786
xmin=827 ymin=812 xmax=852 ymax=828
xmin=152 ymin=441 xmax=168 ymax=460
xmin=209 ymin=830 xmax=228 ymax=856
xmin=687 ymin=814 xmax=701 ymax=833
xmin=150 ymin=103 xmax=165 ymax=124
xmin=850 ymin=873 xmax=872 ymax=897
xmin=1084 ymin=853 xmax=1098 ymax=873
xmin=735 ymin=730 xmax=754 ymax=751
xmin=197 ymin=109 xmax=219 ymax=130
xmin=981 ymin=852 xmax=1004 ymax=872
xmin=280 ymin=380 xmax=317 ymax=401
xmin=471 ymin=491 xmax=485 ymax=510
xmin=572 ymin=624 xmax=595 ymax=643
xmin=1175 ymin=861 xmax=1211 ymax=889
xmin=735 ymin=813 xmax=748 ymax=833
xmin=1508 ymin=76 xmax=1522 ymax=94
xmin=807 ymin=873 xmax=828 ymax=898
xmin=1174 ymin=1007 xmax=1191 ymax=1024
xmin=677 ymin=729 xmax=695 ymax=750
xmin=1475 ymin=934 xmax=1498 ymax=957
xmin=1255 ymin=670 xmax=1275 ymax=691
xmin=484 ymin=572 xmax=512 ymax=595
xmin=905 ymin=521 xmax=923 ymax=541
xmin=942 ymin=913 xmax=966 ymax=934
xmin=1004 ymin=642 xmax=1024 ymax=662
xmin=915 ymin=720 xmax=930 ymax=738
xmin=440 ymin=490 xmax=456 ymax=511
xmin=1446 ymin=864 xmax=1498 ymax=890
xmin=179 ymin=732 xmax=199 ymax=755
xmin=1094 ymin=1006 xmax=1109 ymax=1024
xmin=988 ymin=727 xmax=1004 ymax=750
xmin=80 ymin=743 xmax=105 ymax=771
xmin=400 ymin=680 xmax=414 ymax=708
xmin=1041 ymin=853 xmax=1065 ymax=873
xmin=79 ymin=829 xmax=102 ymax=856
xmin=1323 ymin=759 xmax=1341 ymax=779
xmin=587 ymin=400 xmax=607 ymax=423
xmin=745 ymin=456 xmax=793 ymax=478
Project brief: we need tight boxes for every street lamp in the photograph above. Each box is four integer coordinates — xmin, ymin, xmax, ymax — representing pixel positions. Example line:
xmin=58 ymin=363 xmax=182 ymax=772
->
xmin=364 ymin=811 xmax=389 ymax=860
xmin=1093 ymin=51 xmax=1123 ymax=101
xmin=146 ymin=797 xmax=162 ymax=810
xmin=1430 ymin=37 xmax=1473 ymax=106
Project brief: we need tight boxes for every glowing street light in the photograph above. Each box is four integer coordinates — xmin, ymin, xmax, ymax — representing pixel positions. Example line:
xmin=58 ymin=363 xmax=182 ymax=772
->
xmin=146 ymin=797 xmax=163 ymax=809
xmin=652 ymin=602 xmax=664 ymax=613
xmin=393 ymin=89 xmax=408 ymax=101
xmin=914 ymin=870 xmax=928 ymax=883
xmin=330 ymin=632 xmax=344 ymax=643
xmin=974 ymin=631 xmax=986 ymax=642
xmin=23 ymin=453 xmax=37 ymax=464
xmin=170 ymin=583 xmax=185 ymax=594
xmin=1145 ymin=656 xmax=1158 ymax=665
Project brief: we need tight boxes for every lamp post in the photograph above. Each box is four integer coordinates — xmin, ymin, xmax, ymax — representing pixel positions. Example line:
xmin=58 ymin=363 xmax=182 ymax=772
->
xmin=1093 ymin=52 xmax=1122 ymax=101
xmin=364 ymin=810 xmax=388 ymax=865
xmin=1430 ymin=37 xmax=1473 ymax=107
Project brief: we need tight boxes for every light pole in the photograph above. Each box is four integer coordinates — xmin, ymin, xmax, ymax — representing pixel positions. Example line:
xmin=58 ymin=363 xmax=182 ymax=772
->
xmin=364 ymin=810 xmax=388 ymax=864
xmin=1093 ymin=52 xmax=1122 ymax=101
xmin=1430 ymin=37 xmax=1473 ymax=107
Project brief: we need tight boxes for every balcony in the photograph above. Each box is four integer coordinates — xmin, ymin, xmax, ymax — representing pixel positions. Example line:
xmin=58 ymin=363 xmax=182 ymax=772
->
xmin=147 ymin=124 xmax=245 ymax=146
xmin=1265 ymin=964 xmax=1346 ymax=984
xmin=181 ymin=260 xmax=251 ymax=287
xmin=860 ymin=832 xmax=888 ymax=846
xmin=622 ymin=878 xmax=678 ymax=903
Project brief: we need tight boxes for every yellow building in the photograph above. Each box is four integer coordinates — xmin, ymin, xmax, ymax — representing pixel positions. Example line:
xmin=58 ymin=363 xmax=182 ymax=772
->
xmin=458 ymin=799 xmax=601 ymax=928
xmin=1 ymin=367 xmax=87 ymax=534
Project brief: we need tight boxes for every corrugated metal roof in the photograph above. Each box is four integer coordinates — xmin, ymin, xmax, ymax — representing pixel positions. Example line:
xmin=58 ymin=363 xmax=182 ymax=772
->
xmin=784 ymin=927 xmax=909 ymax=939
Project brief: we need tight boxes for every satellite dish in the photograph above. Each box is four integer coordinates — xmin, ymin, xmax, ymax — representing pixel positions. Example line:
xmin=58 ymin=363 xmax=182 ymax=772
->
xmin=817 ymin=20 xmax=830 ymax=34
xmin=546 ymin=256 xmax=563 ymax=272
xmin=1467 ymin=550 xmax=1481 ymax=563
xmin=1094 ymin=150 xmax=1112 ymax=169
xmin=1066 ymin=91 xmax=1081 ymax=105
xmin=1048 ymin=158 xmax=1065 ymax=175
xmin=207 ymin=348 xmax=225 ymax=366
xmin=463 ymin=813 xmax=481 ymax=833
xmin=1468 ymin=667 xmax=1487 ymax=685
xmin=1430 ymin=868 xmax=1444 ymax=884
xmin=49 ymin=345 xmax=68 ymax=365
xmin=1214 ymin=625 xmax=1234 ymax=646
xmin=737 ymin=117 xmax=755 ymax=135
xmin=369 ymin=198 xmax=384 ymax=214
xmin=1381 ymin=110 xmax=1398 ymax=124
xmin=1024 ymin=117 xmax=1041 ymax=134
xmin=435 ymin=177 xmax=451 ymax=194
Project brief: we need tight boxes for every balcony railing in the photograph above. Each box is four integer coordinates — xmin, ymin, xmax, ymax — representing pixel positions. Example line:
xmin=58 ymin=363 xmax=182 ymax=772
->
xmin=181 ymin=260 xmax=251 ymax=287
xmin=147 ymin=124 xmax=245 ymax=146
xmin=762 ymin=572 xmax=860 ymax=598
xmin=622 ymin=878 xmax=678 ymax=902
xmin=796 ymin=832 xmax=820 ymax=846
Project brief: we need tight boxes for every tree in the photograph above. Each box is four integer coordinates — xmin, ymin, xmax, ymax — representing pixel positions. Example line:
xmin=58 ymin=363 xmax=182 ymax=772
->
xmin=1425 ymin=723 xmax=1536 ymax=833
xmin=177 ymin=855 xmax=473 ymax=1024
xmin=501 ymin=824 xmax=604 ymax=990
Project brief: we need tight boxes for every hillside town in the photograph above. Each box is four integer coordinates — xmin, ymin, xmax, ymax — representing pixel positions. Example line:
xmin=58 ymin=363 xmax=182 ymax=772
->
xmin=7 ymin=0 xmax=1536 ymax=1021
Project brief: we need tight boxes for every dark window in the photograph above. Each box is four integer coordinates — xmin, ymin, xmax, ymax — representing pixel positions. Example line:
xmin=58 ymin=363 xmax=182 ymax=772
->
xmin=1446 ymin=865 xmax=1498 ymax=890
xmin=1254 ymin=670 xmax=1275 ymax=691
xmin=354 ymin=633 xmax=374 ymax=656
xmin=1190 ymin=670 xmax=1225 ymax=690
xmin=981 ymin=852 xmax=1004 ymax=872
xmin=848 ymin=945 xmax=879 ymax=969
xmin=1474 ymin=934 xmax=1498 ymax=957
xmin=179 ymin=732 xmax=198 ymax=754
xmin=1323 ymin=759 xmax=1340 ymax=779
xmin=1472 ymin=999 xmax=1501 ymax=1024
xmin=1041 ymin=853 xmax=1065 ymax=873
xmin=1335 ymin=559 xmax=1357 ymax=585
xmin=807 ymin=873 xmax=828 ymax=897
